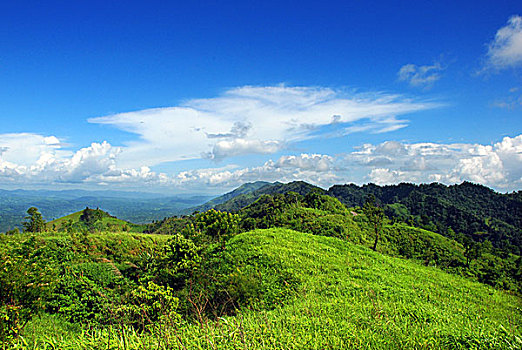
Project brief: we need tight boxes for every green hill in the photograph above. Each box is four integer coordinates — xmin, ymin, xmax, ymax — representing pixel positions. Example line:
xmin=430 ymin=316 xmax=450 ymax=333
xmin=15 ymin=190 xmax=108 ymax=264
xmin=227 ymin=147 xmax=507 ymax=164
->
xmin=188 ymin=181 xmax=271 ymax=213
xmin=47 ymin=207 xmax=145 ymax=233
xmin=328 ymin=182 xmax=522 ymax=254
xmin=194 ymin=229 xmax=521 ymax=349
xmin=3 ymin=186 xmax=521 ymax=349
xmin=211 ymin=180 xmax=323 ymax=212
xmin=146 ymin=190 xmax=521 ymax=294
xmin=10 ymin=229 xmax=521 ymax=349
xmin=195 ymin=181 xmax=521 ymax=255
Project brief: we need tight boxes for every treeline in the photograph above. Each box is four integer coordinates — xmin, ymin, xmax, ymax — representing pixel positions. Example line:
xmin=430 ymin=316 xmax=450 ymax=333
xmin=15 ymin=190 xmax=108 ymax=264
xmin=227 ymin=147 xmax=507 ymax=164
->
xmin=327 ymin=181 xmax=521 ymax=255
xmin=192 ymin=181 xmax=521 ymax=255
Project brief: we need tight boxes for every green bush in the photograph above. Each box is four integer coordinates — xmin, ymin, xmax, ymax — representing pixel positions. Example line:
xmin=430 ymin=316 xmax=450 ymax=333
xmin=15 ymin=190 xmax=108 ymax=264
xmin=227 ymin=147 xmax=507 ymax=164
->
xmin=184 ymin=235 xmax=299 ymax=318
xmin=111 ymin=281 xmax=180 ymax=331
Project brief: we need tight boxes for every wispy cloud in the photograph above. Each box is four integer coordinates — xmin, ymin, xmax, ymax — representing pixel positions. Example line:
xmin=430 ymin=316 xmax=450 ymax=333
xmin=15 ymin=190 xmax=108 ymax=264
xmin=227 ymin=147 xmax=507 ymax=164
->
xmin=484 ymin=15 xmax=522 ymax=71
xmin=492 ymin=87 xmax=522 ymax=109
xmin=397 ymin=62 xmax=445 ymax=88
xmin=89 ymin=85 xmax=437 ymax=167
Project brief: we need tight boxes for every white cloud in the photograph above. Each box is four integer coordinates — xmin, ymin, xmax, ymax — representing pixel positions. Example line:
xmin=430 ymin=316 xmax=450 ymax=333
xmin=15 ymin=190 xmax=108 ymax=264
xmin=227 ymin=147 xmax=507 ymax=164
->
xmin=347 ymin=135 xmax=522 ymax=191
xmin=485 ymin=15 xmax=522 ymax=70
xmin=0 ymin=134 xmax=168 ymax=187
xmin=398 ymin=62 xmax=445 ymax=87
xmin=175 ymin=153 xmax=339 ymax=189
xmin=274 ymin=154 xmax=334 ymax=172
xmin=0 ymin=133 xmax=338 ymax=190
xmin=89 ymin=85 xmax=436 ymax=167
xmin=1 ymin=131 xmax=521 ymax=192
xmin=203 ymin=139 xmax=283 ymax=160
xmin=0 ymin=133 xmax=69 ymax=166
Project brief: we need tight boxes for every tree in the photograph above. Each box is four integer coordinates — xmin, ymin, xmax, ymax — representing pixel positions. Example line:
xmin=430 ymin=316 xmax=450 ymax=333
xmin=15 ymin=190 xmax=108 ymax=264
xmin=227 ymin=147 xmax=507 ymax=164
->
xmin=22 ymin=207 xmax=46 ymax=233
xmin=194 ymin=209 xmax=240 ymax=245
xmin=363 ymin=195 xmax=384 ymax=251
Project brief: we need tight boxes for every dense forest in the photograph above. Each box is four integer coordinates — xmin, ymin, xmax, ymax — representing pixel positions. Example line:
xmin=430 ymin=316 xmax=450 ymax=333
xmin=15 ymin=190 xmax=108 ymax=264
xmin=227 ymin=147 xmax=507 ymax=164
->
xmin=194 ymin=181 xmax=521 ymax=255
xmin=1 ymin=181 xmax=521 ymax=349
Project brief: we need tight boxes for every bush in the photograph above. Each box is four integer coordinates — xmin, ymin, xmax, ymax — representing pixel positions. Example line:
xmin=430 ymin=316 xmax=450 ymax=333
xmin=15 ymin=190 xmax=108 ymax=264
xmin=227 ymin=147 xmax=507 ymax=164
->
xmin=111 ymin=281 xmax=180 ymax=331
xmin=183 ymin=235 xmax=299 ymax=318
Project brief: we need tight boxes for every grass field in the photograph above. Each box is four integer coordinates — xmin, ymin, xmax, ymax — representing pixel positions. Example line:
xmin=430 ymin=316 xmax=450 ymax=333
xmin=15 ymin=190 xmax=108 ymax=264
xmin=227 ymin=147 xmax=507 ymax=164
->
xmin=10 ymin=229 xmax=521 ymax=349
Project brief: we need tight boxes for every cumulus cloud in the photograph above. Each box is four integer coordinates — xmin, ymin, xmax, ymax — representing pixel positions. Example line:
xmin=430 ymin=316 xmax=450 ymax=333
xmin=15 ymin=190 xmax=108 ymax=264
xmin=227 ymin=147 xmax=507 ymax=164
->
xmin=398 ymin=62 xmax=445 ymax=88
xmin=89 ymin=85 xmax=436 ymax=167
xmin=0 ymin=133 xmax=338 ymax=190
xmin=485 ymin=15 xmax=522 ymax=70
xmin=346 ymin=135 xmax=522 ymax=191
xmin=203 ymin=139 xmax=282 ymax=160
xmin=0 ymin=134 xmax=168 ymax=187
xmin=1 ymin=131 xmax=521 ymax=192
xmin=176 ymin=154 xmax=339 ymax=189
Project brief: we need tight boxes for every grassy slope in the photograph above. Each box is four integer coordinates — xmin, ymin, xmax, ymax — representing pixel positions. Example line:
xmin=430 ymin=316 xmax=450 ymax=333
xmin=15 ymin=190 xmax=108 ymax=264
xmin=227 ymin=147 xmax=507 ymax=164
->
xmin=46 ymin=210 xmax=83 ymax=227
xmin=16 ymin=229 xmax=521 ymax=349
xmin=47 ymin=210 xmax=145 ymax=232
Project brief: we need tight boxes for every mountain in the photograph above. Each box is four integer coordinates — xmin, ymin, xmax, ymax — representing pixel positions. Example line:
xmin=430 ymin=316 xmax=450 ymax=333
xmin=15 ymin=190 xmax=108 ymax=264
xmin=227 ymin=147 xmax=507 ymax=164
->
xmin=188 ymin=181 xmax=271 ymax=213
xmin=193 ymin=180 xmax=521 ymax=254
xmin=212 ymin=180 xmax=323 ymax=212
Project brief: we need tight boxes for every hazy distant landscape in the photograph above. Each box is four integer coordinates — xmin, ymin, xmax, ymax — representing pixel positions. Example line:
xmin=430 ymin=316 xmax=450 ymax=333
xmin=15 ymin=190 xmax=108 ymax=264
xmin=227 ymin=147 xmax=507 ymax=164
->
xmin=0 ymin=189 xmax=213 ymax=232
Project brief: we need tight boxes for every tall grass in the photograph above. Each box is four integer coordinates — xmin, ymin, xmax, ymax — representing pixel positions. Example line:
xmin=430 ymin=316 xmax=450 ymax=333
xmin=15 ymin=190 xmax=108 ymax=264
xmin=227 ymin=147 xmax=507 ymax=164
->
xmin=9 ymin=229 xmax=522 ymax=349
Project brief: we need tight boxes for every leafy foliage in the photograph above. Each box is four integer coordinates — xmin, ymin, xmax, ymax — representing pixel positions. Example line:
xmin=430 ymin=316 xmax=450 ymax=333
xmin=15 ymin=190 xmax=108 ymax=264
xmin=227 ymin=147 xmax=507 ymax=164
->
xmin=328 ymin=182 xmax=522 ymax=254
xmin=9 ymin=229 xmax=522 ymax=349
xmin=22 ymin=207 xmax=46 ymax=233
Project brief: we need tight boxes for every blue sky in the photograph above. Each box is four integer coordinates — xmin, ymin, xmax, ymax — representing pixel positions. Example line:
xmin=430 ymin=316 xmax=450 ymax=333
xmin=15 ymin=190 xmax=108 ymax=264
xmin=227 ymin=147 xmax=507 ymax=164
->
xmin=1 ymin=1 xmax=521 ymax=193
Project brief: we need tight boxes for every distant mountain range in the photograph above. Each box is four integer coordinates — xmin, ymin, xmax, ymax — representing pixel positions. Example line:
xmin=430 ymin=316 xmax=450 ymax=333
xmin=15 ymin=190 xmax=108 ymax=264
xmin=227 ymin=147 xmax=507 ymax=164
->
xmin=0 ymin=189 xmax=213 ymax=232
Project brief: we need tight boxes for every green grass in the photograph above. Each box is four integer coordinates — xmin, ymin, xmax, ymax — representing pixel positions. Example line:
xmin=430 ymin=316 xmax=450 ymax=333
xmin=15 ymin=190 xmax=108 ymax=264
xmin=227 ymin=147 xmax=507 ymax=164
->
xmin=47 ymin=210 xmax=146 ymax=232
xmin=13 ymin=229 xmax=522 ymax=349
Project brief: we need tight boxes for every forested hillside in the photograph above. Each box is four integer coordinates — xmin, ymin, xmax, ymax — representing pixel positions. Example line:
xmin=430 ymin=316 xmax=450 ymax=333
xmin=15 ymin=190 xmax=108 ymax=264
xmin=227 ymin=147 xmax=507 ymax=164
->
xmin=327 ymin=182 xmax=522 ymax=254
xmin=191 ymin=181 xmax=323 ymax=213
xmin=198 ymin=181 xmax=521 ymax=255
xmin=1 ymin=183 xmax=521 ymax=349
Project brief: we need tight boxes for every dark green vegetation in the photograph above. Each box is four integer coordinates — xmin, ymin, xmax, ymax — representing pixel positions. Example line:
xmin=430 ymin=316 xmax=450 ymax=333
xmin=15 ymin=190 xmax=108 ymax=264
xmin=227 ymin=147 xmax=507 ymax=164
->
xmin=1 ymin=181 xmax=521 ymax=349
xmin=189 ymin=181 xmax=270 ymax=213
xmin=191 ymin=180 xmax=322 ymax=213
xmin=327 ymin=182 xmax=522 ymax=255
xmin=199 ymin=181 xmax=521 ymax=255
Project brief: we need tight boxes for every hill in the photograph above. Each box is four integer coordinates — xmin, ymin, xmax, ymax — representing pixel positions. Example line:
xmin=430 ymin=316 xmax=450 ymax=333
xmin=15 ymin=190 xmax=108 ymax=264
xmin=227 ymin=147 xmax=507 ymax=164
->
xmin=8 ymin=229 xmax=521 ymax=349
xmin=327 ymin=182 xmax=522 ymax=254
xmin=47 ymin=207 xmax=146 ymax=233
xmin=146 ymin=190 xmax=521 ymax=294
xmin=194 ymin=181 xmax=521 ymax=255
xmin=0 ymin=189 xmax=212 ymax=232
xmin=188 ymin=181 xmax=271 ymax=213
xmin=205 ymin=180 xmax=323 ymax=212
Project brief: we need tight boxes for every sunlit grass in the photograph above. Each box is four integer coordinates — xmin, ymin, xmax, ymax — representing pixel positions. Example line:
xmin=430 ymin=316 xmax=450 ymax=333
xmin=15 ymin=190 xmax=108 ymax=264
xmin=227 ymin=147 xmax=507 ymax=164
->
xmin=11 ymin=229 xmax=521 ymax=349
